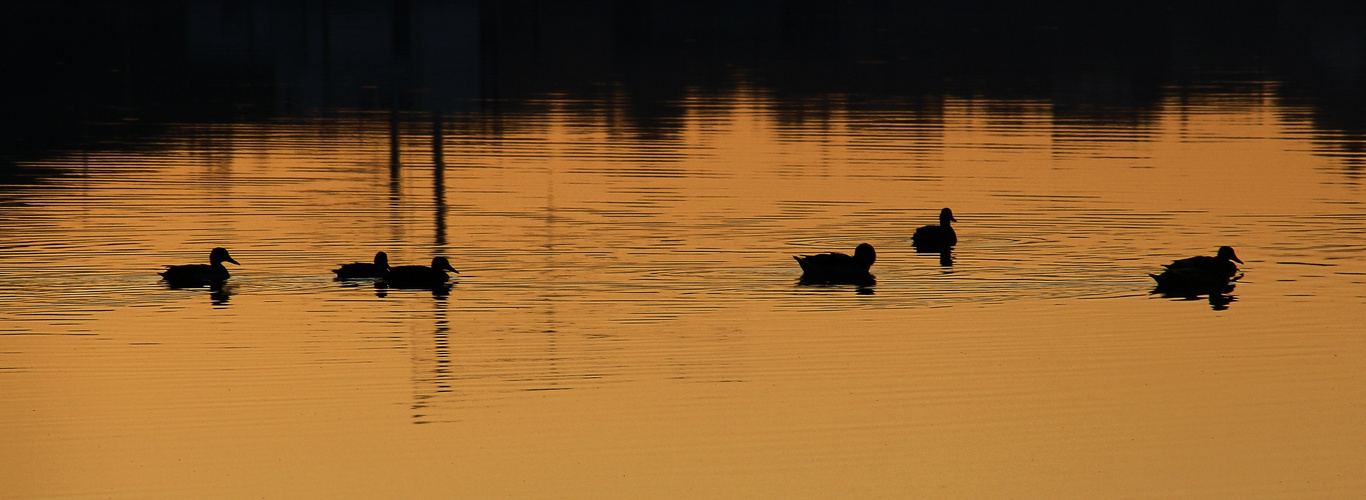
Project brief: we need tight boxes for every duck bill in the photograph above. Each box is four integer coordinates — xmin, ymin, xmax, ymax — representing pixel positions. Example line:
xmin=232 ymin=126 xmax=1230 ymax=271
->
xmin=225 ymin=257 xmax=241 ymax=265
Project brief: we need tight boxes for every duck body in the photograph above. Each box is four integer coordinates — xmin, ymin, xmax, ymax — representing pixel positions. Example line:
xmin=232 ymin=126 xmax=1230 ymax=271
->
xmin=334 ymin=251 xmax=390 ymax=279
xmin=1162 ymin=246 xmax=1242 ymax=279
xmin=912 ymin=208 xmax=957 ymax=251
xmin=1150 ymin=247 xmax=1243 ymax=296
xmin=160 ymin=247 xmax=239 ymax=286
xmin=384 ymin=256 xmax=459 ymax=288
xmin=795 ymin=243 xmax=876 ymax=285
xmin=1150 ymin=267 xmax=1236 ymax=292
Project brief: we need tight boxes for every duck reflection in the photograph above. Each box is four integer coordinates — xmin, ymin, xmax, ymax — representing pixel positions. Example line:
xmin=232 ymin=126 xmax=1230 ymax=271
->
xmin=914 ymin=247 xmax=953 ymax=267
xmin=1150 ymin=268 xmax=1242 ymax=311
xmin=163 ymin=280 xmax=234 ymax=305
xmin=209 ymin=282 xmax=233 ymax=305
xmin=375 ymin=280 xmax=454 ymax=299
xmin=333 ymin=279 xmax=390 ymax=297
xmin=1207 ymin=292 xmax=1236 ymax=311
xmin=1150 ymin=283 xmax=1238 ymax=311
xmin=797 ymin=273 xmax=876 ymax=287
xmin=1149 ymin=246 xmax=1245 ymax=310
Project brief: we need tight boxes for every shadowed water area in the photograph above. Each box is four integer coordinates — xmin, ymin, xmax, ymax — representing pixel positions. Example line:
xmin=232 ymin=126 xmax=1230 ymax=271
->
xmin=3 ymin=2 xmax=1366 ymax=498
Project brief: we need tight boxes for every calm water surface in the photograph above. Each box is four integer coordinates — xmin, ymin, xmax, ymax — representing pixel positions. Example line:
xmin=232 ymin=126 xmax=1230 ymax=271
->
xmin=4 ymin=62 xmax=1366 ymax=500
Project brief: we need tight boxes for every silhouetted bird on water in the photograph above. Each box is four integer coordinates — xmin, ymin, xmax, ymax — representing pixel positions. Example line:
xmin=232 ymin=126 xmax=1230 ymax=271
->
xmin=1150 ymin=266 xmax=1238 ymax=310
xmin=1160 ymin=246 xmax=1242 ymax=279
xmin=1150 ymin=266 xmax=1237 ymax=291
xmin=159 ymin=247 xmax=239 ymax=286
xmin=794 ymin=243 xmax=876 ymax=285
xmin=384 ymin=256 xmax=459 ymax=288
xmin=911 ymin=208 xmax=957 ymax=251
xmin=1150 ymin=246 xmax=1243 ymax=295
xmin=333 ymin=251 xmax=390 ymax=279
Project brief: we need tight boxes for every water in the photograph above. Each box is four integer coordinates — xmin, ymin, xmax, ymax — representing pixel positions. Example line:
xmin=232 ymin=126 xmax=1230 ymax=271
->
xmin=4 ymin=4 xmax=1366 ymax=498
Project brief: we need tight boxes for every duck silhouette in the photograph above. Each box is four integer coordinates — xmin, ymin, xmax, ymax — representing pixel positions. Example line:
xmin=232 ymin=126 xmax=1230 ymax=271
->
xmin=1161 ymin=246 xmax=1242 ymax=279
xmin=333 ymin=251 xmax=390 ymax=279
xmin=384 ymin=256 xmax=459 ymax=288
xmin=159 ymin=247 xmax=239 ymax=286
xmin=794 ymin=243 xmax=876 ymax=285
xmin=1150 ymin=266 xmax=1237 ymax=292
xmin=1150 ymin=267 xmax=1238 ymax=310
xmin=1150 ymin=247 xmax=1243 ymax=297
xmin=912 ymin=208 xmax=957 ymax=251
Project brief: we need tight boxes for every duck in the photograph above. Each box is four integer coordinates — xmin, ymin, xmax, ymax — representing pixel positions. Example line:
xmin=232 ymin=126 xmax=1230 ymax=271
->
xmin=1161 ymin=246 xmax=1242 ymax=279
xmin=159 ymin=247 xmax=239 ymax=286
xmin=333 ymin=251 xmax=390 ymax=279
xmin=384 ymin=256 xmax=459 ymax=288
xmin=1150 ymin=266 xmax=1236 ymax=293
xmin=794 ymin=243 xmax=876 ymax=284
xmin=911 ymin=208 xmax=957 ymax=251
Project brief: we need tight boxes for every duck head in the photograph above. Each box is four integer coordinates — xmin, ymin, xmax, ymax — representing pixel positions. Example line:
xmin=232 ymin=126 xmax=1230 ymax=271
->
xmin=940 ymin=207 xmax=956 ymax=225
xmin=431 ymin=256 xmax=459 ymax=274
xmin=374 ymin=251 xmax=390 ymax=268
xmin=1217 ymin=246 xmax=1242 ymax=264
xmin=210 ymin=247 xmax=240 ymax=266
xmin=854 ymin=243 xmax=876 ymax=267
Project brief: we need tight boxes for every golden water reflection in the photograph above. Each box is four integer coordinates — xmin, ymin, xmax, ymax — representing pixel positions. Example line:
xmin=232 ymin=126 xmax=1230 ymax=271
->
xmin=1 ymin=86 xmax=1365 ymax=497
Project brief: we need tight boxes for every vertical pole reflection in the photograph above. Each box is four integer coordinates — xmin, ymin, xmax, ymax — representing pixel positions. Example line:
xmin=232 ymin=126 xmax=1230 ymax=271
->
xmin=412 ymin=297 xmax=453 ymax=424
xmin=388 ymin=108 xmax=403 ymax=246
xmin=542 ymin=160 xmax=561 ymax=387
xmin=433 ymin=110 xmax=446 ymax=247
xmin=389 ymin=107 xmax=401 ymax=201
xmin=387 ymin=2 xmax=412 ymax=241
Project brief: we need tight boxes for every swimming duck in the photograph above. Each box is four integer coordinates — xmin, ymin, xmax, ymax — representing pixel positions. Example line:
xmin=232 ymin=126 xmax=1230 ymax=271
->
xmin=1150 ymin=266 xmax=1236 ymax=293
xmin=911 ymin=208 xmax=957 ymax=251
xmin=159 ymin=247 xmax=239 ymax=286
xmin=333 ymin=251 xmax=390 ymax=279
xmin=1162 ymin=246 xmax=1242 ymax=279
xmin=794 ymin=243 xmax=876 ymax=284
xmin=384 ymin=256 xmax=459 ymax=288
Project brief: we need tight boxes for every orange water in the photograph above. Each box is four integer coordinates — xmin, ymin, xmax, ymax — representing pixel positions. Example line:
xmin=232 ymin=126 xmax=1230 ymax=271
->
xmin=2 ymin=88 xmax=1364 ymax=498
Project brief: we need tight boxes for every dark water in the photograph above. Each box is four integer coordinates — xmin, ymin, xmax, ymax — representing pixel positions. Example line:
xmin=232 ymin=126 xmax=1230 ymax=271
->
xmin=3 ymin=2 xmax=1365 ymax=498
